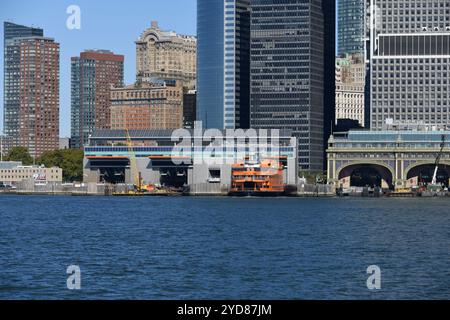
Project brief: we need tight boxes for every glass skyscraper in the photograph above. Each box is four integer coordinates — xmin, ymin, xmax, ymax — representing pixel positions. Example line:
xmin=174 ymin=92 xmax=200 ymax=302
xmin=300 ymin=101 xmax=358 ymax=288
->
xmin=338 ymin=1 xmax=369 ymax=128
xmin=250 ymin=0 xmax=335 ymax=171
xmin=3 ymin=22 xmax=43 ymax=139
xmin=338 ymin=0 xmax=365 ymax=56
xmin=197 ymin=0 xmax=251 ymax=129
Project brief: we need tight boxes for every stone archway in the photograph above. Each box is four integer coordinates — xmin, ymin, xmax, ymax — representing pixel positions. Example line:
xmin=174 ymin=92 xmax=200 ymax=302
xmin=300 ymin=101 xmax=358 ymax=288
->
xmin=338 ymin=163 xmax=394 ymax=190
xmin=405 ymin=163 xmax=450 ymax=188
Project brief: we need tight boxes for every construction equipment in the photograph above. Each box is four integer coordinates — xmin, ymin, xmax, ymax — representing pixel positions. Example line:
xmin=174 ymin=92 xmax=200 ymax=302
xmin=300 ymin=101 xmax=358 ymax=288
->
xmin=124 ymin=129 xmax=154 ymax=194
xmin=125 ymin=129 xmax=140 ymax=190
xmin=431 ymin=135 xmax=446 ymax=186
xmin=419 ymin=134 xmax=447 ymax=196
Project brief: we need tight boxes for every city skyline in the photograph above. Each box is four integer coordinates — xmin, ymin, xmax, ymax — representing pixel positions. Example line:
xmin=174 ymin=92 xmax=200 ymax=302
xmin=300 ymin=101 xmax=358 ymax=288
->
xmin=0 ymin=0 xmax=197 ymax=137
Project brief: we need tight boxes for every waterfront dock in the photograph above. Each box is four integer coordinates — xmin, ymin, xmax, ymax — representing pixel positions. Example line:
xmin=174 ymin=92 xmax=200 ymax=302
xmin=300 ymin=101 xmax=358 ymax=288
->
xmin=2 ymin=182 xmax=448 ymax=198
xmin=0 ymin=182 xmax=336 ymax=197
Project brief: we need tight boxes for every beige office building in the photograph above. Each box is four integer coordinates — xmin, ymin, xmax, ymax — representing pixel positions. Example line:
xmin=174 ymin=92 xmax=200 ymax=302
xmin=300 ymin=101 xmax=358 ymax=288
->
xmin=136 ymin=21 xmax=197 ymax=88
xmin=335 ymin=54 xmax=366 ymax=127
xmin=0 ymin=162 xmax=62 ymax=185
xmin=110 ymin=81 xmax=183 ymax=130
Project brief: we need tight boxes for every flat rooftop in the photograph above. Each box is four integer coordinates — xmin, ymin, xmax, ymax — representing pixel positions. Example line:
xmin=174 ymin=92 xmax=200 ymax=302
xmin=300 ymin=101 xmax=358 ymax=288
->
xmin=333 ymin=130 xmax=450 ymax=142
xmin=90 ymin=128 xmax=295 ymax=140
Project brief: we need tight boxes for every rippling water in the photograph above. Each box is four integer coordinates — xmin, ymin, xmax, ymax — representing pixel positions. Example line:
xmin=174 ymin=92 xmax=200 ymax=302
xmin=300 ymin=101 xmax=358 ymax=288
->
xmin=0 ymin=195 xmax=448 ymax=299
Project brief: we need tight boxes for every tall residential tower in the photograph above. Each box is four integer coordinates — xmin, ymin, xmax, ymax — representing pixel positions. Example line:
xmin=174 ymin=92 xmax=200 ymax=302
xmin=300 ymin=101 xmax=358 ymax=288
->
xmin=71 ymin=50 xmax=124 ymax=148
xmin=3 ymin=22 xmax=43 ymax=145
xmin=8 ymin=36 xmax=60 ymax=157
xmin=197 ymin=0 xmax=251 ymax=130
xmin=4 ymin=23 xmax=60 ymax=157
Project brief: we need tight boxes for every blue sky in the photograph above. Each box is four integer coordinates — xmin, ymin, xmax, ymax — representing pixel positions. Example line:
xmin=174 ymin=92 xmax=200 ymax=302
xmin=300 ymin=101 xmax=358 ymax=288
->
xmin=0 ymin=0 xmax=197 ymax=137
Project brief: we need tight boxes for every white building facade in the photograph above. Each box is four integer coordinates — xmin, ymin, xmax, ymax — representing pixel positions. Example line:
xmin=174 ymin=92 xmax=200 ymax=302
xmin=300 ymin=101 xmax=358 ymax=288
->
xmin=0 ymin=162 xmax=63 ymax=186
xmin=369 ymin=0 xmax=450 ymax=130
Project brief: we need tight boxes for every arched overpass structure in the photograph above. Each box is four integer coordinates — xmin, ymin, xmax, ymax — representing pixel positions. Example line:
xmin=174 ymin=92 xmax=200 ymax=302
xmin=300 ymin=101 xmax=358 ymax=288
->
xmin=327 ymin=131 xmax=450 ymax=190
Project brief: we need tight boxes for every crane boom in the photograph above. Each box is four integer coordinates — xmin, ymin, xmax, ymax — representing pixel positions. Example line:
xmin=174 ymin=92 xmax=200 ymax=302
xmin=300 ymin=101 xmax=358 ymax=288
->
xmin=125 ymin=129 xmax=141 ymax=190
xmin=431 ymin=135 xmax=446 ymax=185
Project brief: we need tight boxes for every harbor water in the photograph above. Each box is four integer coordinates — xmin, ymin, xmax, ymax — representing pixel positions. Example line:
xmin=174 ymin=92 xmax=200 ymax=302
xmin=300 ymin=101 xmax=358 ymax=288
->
xmin=0 ymin=196 xmax=449 ymax=299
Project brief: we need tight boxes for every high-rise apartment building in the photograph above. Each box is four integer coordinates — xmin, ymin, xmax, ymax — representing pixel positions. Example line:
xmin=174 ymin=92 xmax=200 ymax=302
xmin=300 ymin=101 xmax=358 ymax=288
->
xmin=11 ymin=37 xmax=60 ymax=157
xmin=369 ymin=0 xmax=450 ymax=130
xmin=71 ymin=50 xmax=124 ymax=148
xmin=0 ymin=135 xmax=14 ymax=159
xmin=338 ymin=0 xmax=366 ymax=56
xmin=110 ymin=81 xmax=183 ymax=131
xmin=3 ymin=22 xmax=43 ymax=144
xmin=336 ymin=54 xmax=366 ymax=126
xmin=250 ymin=0 xmax=335 ymax=171
xmin=136 ymin=21 xmax=197 ymax=88
xmin=197 ymin=0 xmax=251 ymax=130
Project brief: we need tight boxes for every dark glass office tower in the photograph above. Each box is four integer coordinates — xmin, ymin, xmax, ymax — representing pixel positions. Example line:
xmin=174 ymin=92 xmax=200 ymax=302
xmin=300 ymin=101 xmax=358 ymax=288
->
xmin=338 ymin=0 xmax=365 ymax=56
xmin=250 ymin=0 xmax=335 ymax=171
xmin=323 ymin=0 xmax=336 ymax=168
xmin=197 ymin=0 xmax=251 ymax=129
xmin=3 ymin=22 xmax=43 ymax=140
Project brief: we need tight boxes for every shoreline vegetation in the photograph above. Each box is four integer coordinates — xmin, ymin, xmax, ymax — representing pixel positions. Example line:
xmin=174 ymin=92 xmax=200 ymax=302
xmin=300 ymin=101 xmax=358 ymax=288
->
xmin=3 ymin=147 xmax=84 ymax=183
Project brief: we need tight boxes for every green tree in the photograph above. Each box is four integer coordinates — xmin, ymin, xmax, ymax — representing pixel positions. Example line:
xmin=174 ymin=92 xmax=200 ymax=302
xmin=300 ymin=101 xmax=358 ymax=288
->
xmin=6 ymin=147 xmax=34 ymax=165
xmin=37 ymin=149 xmax=84 ymax=182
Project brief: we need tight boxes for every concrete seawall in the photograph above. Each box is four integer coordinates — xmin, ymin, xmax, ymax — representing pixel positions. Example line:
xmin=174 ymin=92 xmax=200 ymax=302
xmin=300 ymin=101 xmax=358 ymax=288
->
xmin=1 ymin=182 xmax=336 ymax=197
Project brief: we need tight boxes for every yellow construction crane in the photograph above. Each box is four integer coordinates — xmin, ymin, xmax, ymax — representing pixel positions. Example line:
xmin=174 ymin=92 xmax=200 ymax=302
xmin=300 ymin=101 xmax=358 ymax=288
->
xmin=125 ymin=128 xmax=143 ymax=192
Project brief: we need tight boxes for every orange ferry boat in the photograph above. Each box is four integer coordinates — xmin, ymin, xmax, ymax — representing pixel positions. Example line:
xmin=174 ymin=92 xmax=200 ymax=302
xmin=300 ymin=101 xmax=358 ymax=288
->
xmin=229 ymin=158 xmax=285 ymax=196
